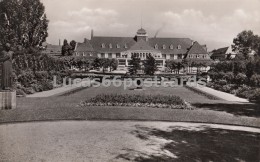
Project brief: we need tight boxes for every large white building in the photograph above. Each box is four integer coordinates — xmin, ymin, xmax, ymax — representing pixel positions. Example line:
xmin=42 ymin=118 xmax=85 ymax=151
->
xmin=74 ymin=28 xmax=211 ymax=71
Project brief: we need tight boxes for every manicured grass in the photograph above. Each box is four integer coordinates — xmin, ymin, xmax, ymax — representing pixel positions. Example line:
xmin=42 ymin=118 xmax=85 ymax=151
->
xmin=0 ymin=84 xmax=258 ymax=127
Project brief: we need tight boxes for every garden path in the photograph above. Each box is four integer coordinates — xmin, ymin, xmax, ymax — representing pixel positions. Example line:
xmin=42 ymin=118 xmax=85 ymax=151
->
xmin=192 ymin=85 xmax=249 ymax=103
xmin=26 ymin=80 xmax=91 ymax=97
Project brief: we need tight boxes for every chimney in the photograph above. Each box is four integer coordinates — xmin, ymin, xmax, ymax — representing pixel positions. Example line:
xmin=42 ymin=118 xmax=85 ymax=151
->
xmin=91 ymin=29 xmax=94 ymax=40
xmin=59 ymin=39 xmax=61 ymax=46
xmin=84 ymin=38 xmax=87 ymax=43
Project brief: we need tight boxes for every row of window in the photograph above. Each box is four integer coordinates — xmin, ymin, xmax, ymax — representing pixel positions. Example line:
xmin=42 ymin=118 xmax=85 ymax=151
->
xmin=188 ymin=55 xmax=208 ymax=59
xmin=118 ymin=59 xmax=164 ymax=66
xmin=155 ymin=44 xmax=181 ymax=50
xmin=101 ymin=43 xmax=182 ymax=50
xmin=101 ymin=44 xmax=125 ymax=49
xmin=75 ymin=52 xmax=93 ymax=56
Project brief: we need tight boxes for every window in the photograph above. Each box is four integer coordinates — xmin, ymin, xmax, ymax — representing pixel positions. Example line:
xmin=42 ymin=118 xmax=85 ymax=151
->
xmin=101 ymin=53 xmax=105 ymax=58
xmin=170 ymin=45 xmax=174 ymax=49
xmin=116 ymin=44 xmax=120 ymax=48
xmin=154 ymin=44 xmax=158 ymax=49
xmin=196 ymin=55 xmax=199 ymax=58
xmin=116 ymin=53 xmax=121 ymax=58
xmin=156 ymin=60 xmax=164 ymax=66
xmin=118 ymin=59 xmax=126 ymax=66
xmin=177 ymin=45 xmax=181 ymax=50
xmin=109 ymin=43 xmax=112 ymax=48
xmin=163 ymin=45 xmax=166 ymax=49
xmin=162 ymin=54 xmax=166 ymax=59
xmin=90 ymin=53 xmax=93 ymax=56
xmin=108 ymin=53 xmax=112 ymax=58
xmin=75 ymin=52 xmax=79 ymax=56
xmin=83 ymin=52 xmax=86 ymax=56
xmin=124 ymin=44 xmax=128 ymax=48
xmin=101 ymin=43 xmax=105 ymax=48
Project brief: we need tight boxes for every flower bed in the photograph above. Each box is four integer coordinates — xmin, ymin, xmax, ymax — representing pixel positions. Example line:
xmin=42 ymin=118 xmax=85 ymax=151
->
xmin=80 ymin=94 xmax=192 ymax=109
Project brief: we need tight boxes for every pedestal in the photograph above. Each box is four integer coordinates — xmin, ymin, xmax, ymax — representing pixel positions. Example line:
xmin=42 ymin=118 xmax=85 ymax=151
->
xmin=0 ymin=91 xmax=16 ymax=110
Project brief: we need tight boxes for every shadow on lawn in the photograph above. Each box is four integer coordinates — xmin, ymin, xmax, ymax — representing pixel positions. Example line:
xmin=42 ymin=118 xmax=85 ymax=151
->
xmin=116 ymin=125 xmax=260 ymax=162
xmin=193 ymin=103 xmax=260 ymax=117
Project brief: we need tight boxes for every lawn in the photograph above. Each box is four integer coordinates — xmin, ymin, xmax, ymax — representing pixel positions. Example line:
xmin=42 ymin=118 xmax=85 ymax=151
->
xmin=0 ymin=84 xmax=259 ymax=127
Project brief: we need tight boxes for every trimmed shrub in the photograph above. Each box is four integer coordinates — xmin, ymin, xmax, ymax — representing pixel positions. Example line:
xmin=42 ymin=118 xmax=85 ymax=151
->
xmin=223 ymin=72 xmax=234 ymax=83
xmin=222 ymin=84 xmax=232 ymax=93
xmin=250 ymin=74 xmax=260 ymax=87
xmin=235 ymin=73 xmax=247 ymax=85
xmin=217 ymin=79 xmax=227 ymax=86
xmin=236 ymin=85 xmax=252 ymax=99
xmin=249 ymin=89 xmax=260 ymax=103
xmin=35 ymin=71 xmax=49 ymax=80
xmin=16 ymin=89 xmax=26 ymax=97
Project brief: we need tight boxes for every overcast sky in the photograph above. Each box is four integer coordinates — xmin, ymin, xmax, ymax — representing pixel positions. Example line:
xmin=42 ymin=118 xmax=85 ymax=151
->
xmin=42 ymin=0 xmax=260 ymax=50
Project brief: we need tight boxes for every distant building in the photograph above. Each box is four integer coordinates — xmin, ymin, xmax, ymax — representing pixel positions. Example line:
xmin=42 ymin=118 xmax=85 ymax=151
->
xmin=75 ymin=28 xmax=211 ymax=71
xmin=41 ymin=42 xmax=62 ymax=56
xmin=73 ymin=38 xmax=97 ymax=58
xmin=210 ymin=46 xmax=236 ymax=60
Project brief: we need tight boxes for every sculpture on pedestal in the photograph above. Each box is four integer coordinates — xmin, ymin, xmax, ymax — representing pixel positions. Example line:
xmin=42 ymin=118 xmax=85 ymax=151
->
xmin=0 ymin=43 xmax=13 ymax=90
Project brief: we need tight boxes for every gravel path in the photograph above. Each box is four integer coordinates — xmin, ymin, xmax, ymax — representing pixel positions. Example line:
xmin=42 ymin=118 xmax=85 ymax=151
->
xmin=192 ymin=85 xmax=249 ymax=103
xmin=26 ymin=81 xmax=91 ymax=98
xmin=0 ymin=121 xmax=259 ymax=162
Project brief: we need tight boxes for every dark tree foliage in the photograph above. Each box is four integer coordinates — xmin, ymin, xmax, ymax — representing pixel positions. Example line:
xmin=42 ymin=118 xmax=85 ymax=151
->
xmin=246 ymin=60 xmax=255 ymax=79
xmin=92 ymin=58 xmax=101 ymax=70
xmin=144 ymin=54 xmax=158 ymax=75
xmin=232 ymin=30 xmax=260 ymax=59
xmin=109 ymin=59 xmax=118 ymax=72
xmin=165 ymin=60 xmax=177 ymax=73
xmin=61 ymin=39 xmax=71 ymax=56
xmin=128 ymin=54 xmax=141 ymax=75
xmin=0 ymin=0 xmax=49 ymax=48
xmin=70 ymin=40 xmax=76 ymax=50
xmin=99 ymin=58 xmax=110 ymax=72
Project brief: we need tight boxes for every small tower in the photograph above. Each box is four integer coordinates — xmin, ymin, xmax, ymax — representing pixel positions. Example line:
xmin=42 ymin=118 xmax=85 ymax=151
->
xmin=135 ymin=28 xmax=148 ymax=42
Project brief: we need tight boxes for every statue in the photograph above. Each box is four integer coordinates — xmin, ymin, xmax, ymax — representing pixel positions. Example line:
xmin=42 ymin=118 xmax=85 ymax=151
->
xmin=0 ymin=43 xmax=14 ymax=90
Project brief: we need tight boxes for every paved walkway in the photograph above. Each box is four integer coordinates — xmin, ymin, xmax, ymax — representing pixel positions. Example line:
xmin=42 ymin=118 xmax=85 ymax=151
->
xmin=0 ymin=121 xmax=259 ymax=162
xmin=26 ymin=81 xmax=91 ymax=98
xmin=193 ymin=85 xmax=249 ymax=103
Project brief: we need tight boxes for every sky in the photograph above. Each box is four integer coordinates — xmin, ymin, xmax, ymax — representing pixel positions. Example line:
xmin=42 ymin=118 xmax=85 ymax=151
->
xmin=42 ymin=0 xmax=260 ymax=51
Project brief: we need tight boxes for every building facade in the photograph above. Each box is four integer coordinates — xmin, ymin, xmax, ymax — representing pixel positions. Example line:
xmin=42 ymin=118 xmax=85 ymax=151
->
xmin=74 ymin=28 xmax=211 ymax=71
xmin=210 ymin=46 xmax=237 ymax=61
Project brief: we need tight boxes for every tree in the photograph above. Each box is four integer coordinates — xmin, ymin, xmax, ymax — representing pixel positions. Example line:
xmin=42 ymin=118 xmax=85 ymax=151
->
xmin=165 ymin=60 xmax=177 ymax=73
xmin=61 ymin=39 xmax=71 ymax=56
xmin=0 ymin=0 xmax=49 ymax=48
xmin=92 ymin=58 xmax=101 ymax=70
xmin=99 ymin=58 xmax=110 ymax=73
xmin=144 ymin=54 xmax=158 ymax=75
xmin=232 ymin=30 xmax=260 ymax=59
xmin=176 ymin=62 xmax=184 ymax=74
xmin=70 ymin=40 xmax=76 ymax=50
xmin=69 ymin=40 xmax=76 ymax=55
xmin=246 ymin=60 xmax=255 ymax=80
xmin=128 ymin=54 xmax=141 ymax=75
xmin=109 ymin=59 xmax=118 ymax=72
